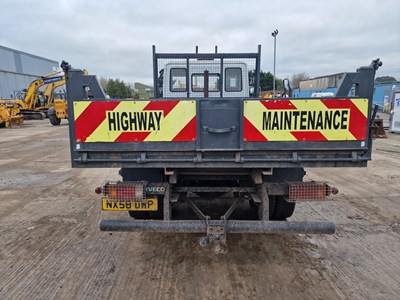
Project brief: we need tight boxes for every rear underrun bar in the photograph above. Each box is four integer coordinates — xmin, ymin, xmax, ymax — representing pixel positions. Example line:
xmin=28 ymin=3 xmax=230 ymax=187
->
xmin=99 ymin=220 xmax=335 ymax=234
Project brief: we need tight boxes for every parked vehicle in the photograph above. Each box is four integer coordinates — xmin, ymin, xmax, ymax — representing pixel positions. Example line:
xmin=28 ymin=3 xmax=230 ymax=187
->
xmin=63 ymin=46 xmax=381 ymax=252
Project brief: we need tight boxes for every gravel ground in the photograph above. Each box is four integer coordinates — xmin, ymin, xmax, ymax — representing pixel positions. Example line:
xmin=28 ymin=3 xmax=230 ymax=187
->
xmin=0 ymin=120 xmax=399 ymax=300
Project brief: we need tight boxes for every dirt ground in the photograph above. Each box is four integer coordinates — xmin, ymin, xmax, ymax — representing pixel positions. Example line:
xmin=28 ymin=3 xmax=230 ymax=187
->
xmin=0 ymin=119 xmax=399 ymax=300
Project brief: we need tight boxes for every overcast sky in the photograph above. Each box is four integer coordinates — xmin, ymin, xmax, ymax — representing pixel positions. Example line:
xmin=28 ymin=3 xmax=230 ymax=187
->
xmin=1 ymin=0 xmax=399 ymax=85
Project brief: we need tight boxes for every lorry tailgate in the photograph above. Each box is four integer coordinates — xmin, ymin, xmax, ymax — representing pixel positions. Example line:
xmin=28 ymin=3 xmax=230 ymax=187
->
xmin=69 ymin=97 xmax=372 ymax=168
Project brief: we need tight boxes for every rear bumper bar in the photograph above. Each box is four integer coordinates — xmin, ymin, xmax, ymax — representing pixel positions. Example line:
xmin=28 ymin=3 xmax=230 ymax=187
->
xmin=99 ymin=219 xmax=335 ymax=234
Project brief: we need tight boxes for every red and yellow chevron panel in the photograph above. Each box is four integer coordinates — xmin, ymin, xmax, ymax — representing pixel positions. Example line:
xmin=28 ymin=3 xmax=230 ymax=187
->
xmin=244 ymin=98 xmax=369 ymax=141
xmin=74 ymin=100 xmax=196 ymax=142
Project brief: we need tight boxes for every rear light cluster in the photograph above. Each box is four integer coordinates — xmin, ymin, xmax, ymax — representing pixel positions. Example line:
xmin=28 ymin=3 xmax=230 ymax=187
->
xmin=288 ymin=182 xmax=338 ymax=202
xmin=95 ymin=181 xmax=146 ymax=202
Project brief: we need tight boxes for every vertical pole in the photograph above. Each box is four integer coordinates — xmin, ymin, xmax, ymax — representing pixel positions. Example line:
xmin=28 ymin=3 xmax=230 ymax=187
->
xmin=255 ymin=45 xmax=261 ymax=98
xmin=220 ymin=58 xmax=224 ymax=98
xmin=152 ymin=45 xmax=158 ymax=98
xmin=271 ymin=29 xmax=278 ymax=97
xmin=186 ymin=58 xmax=190 ymax=98
xmin=273 ymin=36 xmax=276 ymax=96
xmin=204 ymin=70 xmax=209 ymax=98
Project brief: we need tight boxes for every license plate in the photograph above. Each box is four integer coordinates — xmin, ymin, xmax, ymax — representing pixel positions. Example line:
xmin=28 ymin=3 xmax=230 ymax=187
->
xmin=102 ymin=198 xmax=158 ymax=211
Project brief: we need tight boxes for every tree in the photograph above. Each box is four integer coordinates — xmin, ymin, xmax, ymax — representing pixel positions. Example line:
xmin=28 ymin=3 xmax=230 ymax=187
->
xmin=291 ymin=72 xmax=310 ymax=89
xmin=260 ymin=71 xmax=274 ymax=91
xmin=375 ymin=76 xmax=397 ymax=83
xmin=99 ymin=77 xmax=108 ymax=90
xmin=249 ymin=70 xmax=282 ymax=91
xmin=275 ymin=78 xmax=283 ymax=90
xmin=105 ymin=78 xmax=133 ymax=98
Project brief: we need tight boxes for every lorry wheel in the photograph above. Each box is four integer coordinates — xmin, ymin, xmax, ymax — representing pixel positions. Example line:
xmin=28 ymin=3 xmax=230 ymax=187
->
xmin=128 ymin=211 xmax=149 ymax=219
xmin=48 ymin=108 xmax=61 ymax=126
xmin=128 ymin=196 xmax=164 ymax=220
xmin=271 ymin=196 xmax=295 ymax=220
xmin=264 ymin=195 xmax=276 ymax=220
xmin=148 ymin=196 xmax=163 ymax=219
xmin=250 ymin=196 xmax=275 ymax=220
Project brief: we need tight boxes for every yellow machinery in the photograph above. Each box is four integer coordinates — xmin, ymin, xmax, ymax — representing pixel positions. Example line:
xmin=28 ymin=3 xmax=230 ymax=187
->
xmin=48 ymin=69 xmax=86 ymax=126
xmin=0 ymin=103 xmax=24 ymax=128
xmin=0 ymin=71 xmax=64 ymax=120
xmin=48 ymin=98 xmax=68 ymax=125
xmin=0 ymin=105 xmax=9 ymax=127
xmin=41 ymin=75 xmax=66 ymax=107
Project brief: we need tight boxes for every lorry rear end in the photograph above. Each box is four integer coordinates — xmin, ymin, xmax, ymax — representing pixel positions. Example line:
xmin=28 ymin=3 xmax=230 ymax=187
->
xmin=64 ymin=46 xmax=380 ymax=252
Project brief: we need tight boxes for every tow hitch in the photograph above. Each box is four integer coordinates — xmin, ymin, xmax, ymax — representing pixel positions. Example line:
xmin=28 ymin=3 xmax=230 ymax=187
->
xmin=199 ymin=217 xmax=228 ymax=254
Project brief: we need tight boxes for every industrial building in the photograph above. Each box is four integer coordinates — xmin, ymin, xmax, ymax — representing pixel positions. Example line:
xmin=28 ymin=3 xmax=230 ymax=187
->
xmin=0 ymin=45 xmax=59 ymax=99
xmin=293 ymin=73 xmax=400 ymax=109
xmin=134 ymin=82 xmax=154 ymax=99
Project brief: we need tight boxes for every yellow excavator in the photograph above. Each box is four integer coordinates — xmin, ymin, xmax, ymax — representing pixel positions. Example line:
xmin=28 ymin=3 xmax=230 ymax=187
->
xmin=41 ymin=75 xmax=66 ymax=107
xmin=48 ymin=63 xmax=87 ymax=126
xmin=0 ymin=71 xmax=65 ymax=120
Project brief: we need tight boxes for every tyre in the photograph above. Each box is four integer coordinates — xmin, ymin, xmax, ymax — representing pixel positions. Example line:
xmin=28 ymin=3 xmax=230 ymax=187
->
xmin=128 ymin=196 xmax=163 ymax=220
xmin=48 ymin=108 xmax=61 ymax=125
xmin=271 ymin=196 xmax=295 ymax=220
xmin=250 ymin=195 xmax=275 ymax=220
xmin=264 ymin=168 xmax=304 ymax=220
xmin=264 ymin=195 xmax=276 ymax=220
xmin=148 ymin=195 xmax=163 ymax=219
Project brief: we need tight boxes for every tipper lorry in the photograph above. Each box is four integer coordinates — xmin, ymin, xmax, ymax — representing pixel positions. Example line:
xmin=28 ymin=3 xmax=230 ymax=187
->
xmin=63 ymin=46 xmax=381 ymax=253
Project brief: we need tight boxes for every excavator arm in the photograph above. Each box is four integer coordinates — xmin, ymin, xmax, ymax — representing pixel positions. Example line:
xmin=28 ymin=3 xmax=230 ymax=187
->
xmin=23 ymin=71 xmax=64 ymax=109
xmin=42 ymin=75 xmax=66 ymax=106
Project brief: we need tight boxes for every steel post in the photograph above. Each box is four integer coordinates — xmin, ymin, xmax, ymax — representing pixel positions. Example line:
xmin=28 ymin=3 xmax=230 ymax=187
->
xmin=271 ymin=29 xmax=278 ymax=96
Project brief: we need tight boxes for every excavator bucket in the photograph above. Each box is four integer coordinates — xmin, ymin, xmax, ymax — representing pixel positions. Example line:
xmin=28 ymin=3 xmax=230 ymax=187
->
xmin=0 ymin=105 xmax=9 ymax=127
xmin=0 ymin=104 xmax=23 ymax=127
xmin=373 ymin=118 xmax=387 ymax=138
xmin=10 ymin=113 xmax=24 ymax=126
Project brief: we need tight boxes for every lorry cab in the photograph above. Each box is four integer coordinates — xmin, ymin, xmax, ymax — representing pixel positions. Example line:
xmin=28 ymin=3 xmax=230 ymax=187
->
xmin=160 ymin=61 xmax=251 ymax=98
